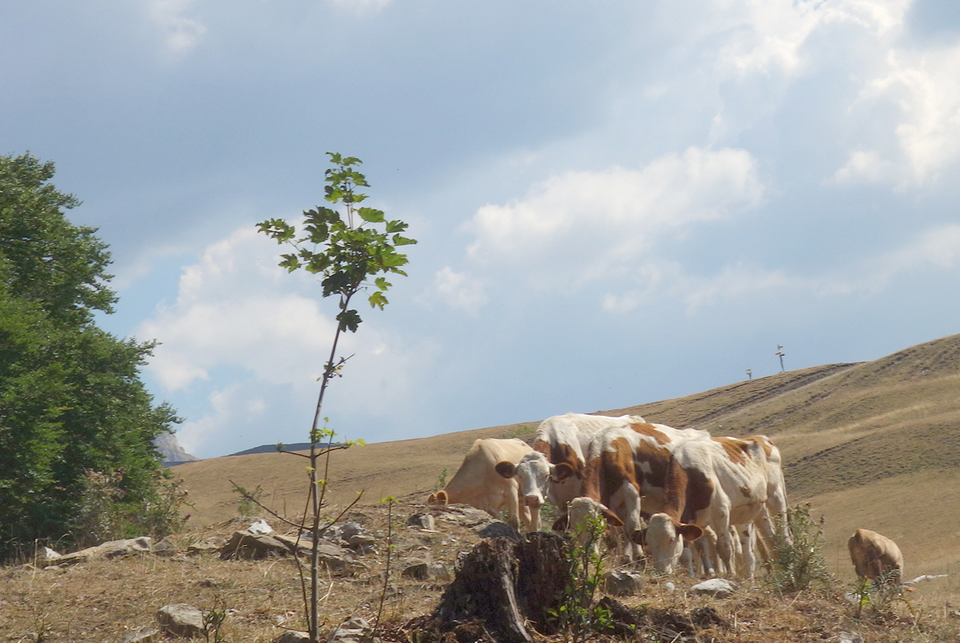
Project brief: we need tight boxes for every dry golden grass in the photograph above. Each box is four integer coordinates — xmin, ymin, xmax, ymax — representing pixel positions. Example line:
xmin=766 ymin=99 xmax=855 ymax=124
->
xmin=4 ymin=499 xmax=960 ymax=642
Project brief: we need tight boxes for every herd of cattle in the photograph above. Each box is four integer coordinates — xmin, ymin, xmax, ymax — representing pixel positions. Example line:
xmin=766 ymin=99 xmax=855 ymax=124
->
xmin=427 ymin=413 xmax=904 ymax=583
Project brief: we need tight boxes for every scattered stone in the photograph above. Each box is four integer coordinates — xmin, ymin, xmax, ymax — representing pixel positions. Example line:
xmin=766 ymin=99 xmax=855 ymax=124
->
xmin=347 ymin=534 xmax=377 ymax=553
xmin=220 ymin=531 xmax=290 ymax=560
xmin=838 ymin=632 xmax=864 ymax=643
xmin=408 ymin=513 xmax=435 ymax=530
xmin=248 ymin=518 xmax=274 ymax=535
xmin=340 ymin=521 xmax=364 ymax=542
xmin=327 ymin=616 xmax=374 ymax=643
xmin=152 ymin=537 xmax=178 ymax=556
xmin=274 ymin=632 xmax=311 ymax=643
xmin=156 ymin=603 xmax=204 ymax=639
xmin=119 ymin=626 xmax=161 ymax=643
xmin=402 ymin=560 xmax=445 ymax=581
xmin=690 ymin=578 xmax=737 ymax=598
xmin=427 ymin=562 xmax=451 ymax=582
xmin=602 ymin=570 xmax=644 ymax=596
xmin=54 ymin=537 xmax=153 ymax=566
xmin=434 ymin=505 xmax=493 ymax=527
xmin=38 ymin=547 xmax=62 ymax=566
xmin=663 ymin=582 xmax=676 ymax=592
xmin=475 ymin=521 xmax=521 ymax=542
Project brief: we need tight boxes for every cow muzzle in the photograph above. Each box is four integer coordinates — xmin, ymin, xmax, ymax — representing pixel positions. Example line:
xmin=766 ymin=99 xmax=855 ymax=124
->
xmin=524 ymin=495 xmax=543 ymax=508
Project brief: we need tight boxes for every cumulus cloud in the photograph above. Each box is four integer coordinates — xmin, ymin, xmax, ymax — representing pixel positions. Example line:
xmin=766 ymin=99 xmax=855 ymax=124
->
xmin=137 ymin=224 xmax=428 ymax=455
xmin=432 ymin=267 xmax=487 ymax=314
xmin=831 ymin=149 xmax=898 ymax=184
xmin=713 ymin=0 xmax=912 ymax=77
xmin=460 ymin=147 xmax=764 ymax=296
xmin=149 ymin=0 xmax=207 ymax=54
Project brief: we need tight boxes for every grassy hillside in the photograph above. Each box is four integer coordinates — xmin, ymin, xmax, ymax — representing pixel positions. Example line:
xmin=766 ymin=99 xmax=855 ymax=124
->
xmin=174 ymin=333 xmax=960 ymax=582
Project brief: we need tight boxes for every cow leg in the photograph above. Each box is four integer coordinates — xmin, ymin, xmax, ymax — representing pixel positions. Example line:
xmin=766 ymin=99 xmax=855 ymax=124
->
xmin=505 ymin=486 xmax=522 ymax=530
xmin=736 ymin=523 xmax=756 ymax=579
xmin=715 ymin=525 xmax=736 ymax=576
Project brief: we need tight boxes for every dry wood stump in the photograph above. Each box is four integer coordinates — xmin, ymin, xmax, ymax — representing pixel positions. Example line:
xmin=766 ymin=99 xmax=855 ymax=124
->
xmin=411 ymin=532 xmax=569 ymax=643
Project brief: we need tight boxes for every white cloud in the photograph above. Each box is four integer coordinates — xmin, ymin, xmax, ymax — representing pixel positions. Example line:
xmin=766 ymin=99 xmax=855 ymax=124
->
xmin=432 ymin=267 xmax=487 ymax=314
xmin=831 ymin=149 xmax=897 ymax=184
xmin=329 ymin=0 xmax=393 ymax=17
xmin=461 ymin=147 xmax=764 ymax=295
xmin=149 ymin=0 xmax=207 ymax=54
xmin=713 ymin=0 xmax=912 ymax=77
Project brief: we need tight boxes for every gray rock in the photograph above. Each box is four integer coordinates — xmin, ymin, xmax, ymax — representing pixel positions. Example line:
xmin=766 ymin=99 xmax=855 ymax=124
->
xmin=690 ymin=578 xmax=737 ymax=598
xmin=348 ymin=534 xmax=377 ymax=553
xmin=186 ymin=538 xmax=222 ymax=555
xmin=838 ymin=632 xmax=863 ymax=643
xmin=156 ymin=604 xmax=204 ymax=638
xmin=152 ymin=538 xmax=178 ymax=556
xmin=402 ymin=562 xmax=430 ymax=581
xmin=407 ymin=513 xmax=435 ymax=530
xmin=119 ymin=626 xmax=161 ymax=643
xmin=436 ymin=505 xmax=494 ymax=527
xmin=340 ymin=521 xmax=364 ymax=541
xmin=38 ymin=547 xmax=62 ymax=566
xmin=327 ymin=616 xmax=373 ymax=643
xmin=248 ymin=518 xmax=274 ymax=535
xmin=54 ymin=537 xmax=153 ymax=566
xmin=220 ymin=531 xmax=291 ymax=560
xmin=274 ymin=632 xmax=312 ymax=643
xmin=602 ymin=570 xmax=644 ymax=596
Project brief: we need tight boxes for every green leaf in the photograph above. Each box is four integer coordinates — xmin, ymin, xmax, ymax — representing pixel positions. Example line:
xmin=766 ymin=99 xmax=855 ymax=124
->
xmin=357 ymin=207 xmax=384 ymax=223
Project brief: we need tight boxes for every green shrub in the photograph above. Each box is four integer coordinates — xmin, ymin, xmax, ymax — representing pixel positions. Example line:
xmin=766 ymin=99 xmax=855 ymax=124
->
xmin=766 ymin=502 xmax=832 ymax=593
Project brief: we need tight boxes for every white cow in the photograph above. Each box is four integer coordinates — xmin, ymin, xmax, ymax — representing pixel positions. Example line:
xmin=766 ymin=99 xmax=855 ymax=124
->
xmin=427 ymin=438 xmax=533 ymax=530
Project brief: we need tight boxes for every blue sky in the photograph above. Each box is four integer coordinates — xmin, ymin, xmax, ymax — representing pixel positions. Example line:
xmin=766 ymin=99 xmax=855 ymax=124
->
xmin=4 ymin=0 xmax=960 ymax=458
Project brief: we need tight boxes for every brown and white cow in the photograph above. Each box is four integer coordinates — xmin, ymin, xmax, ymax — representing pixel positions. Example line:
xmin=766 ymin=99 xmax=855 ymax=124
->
xmin=642 ymin=435 xmax=788 ymax=577
xmin=577 ymin=422 xmax=710 ymax=560
xmin=848 ymin=528 xmax=903 ymax=583
xmin=427 ymin=438 xmax=533 ymax=530
xmin=495 ymin=413 xmax=646 ymax=531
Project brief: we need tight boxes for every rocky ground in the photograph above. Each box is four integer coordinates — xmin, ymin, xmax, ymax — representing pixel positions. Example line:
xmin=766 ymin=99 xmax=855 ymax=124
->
xmin=2 ymin=498 xmax=957 ymax=643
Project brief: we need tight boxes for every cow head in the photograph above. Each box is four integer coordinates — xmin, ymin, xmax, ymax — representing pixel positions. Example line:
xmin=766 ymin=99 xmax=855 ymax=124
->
xmin=495 ymin=451 xmax=574 ymax=510
xmin=644 ymin=513 xmax=703 ymax=574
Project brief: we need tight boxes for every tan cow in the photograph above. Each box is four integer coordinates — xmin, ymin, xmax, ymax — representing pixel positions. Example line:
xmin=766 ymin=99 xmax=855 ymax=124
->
xmin=427 ymin=438 xmax=533 ymax=530
xmin=848 ymin=528 xmax=903 ymax=583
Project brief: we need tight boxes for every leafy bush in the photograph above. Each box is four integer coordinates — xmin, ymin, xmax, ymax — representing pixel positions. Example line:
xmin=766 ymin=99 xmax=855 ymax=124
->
xmin=766 ymin=503 xmax=832 ymax=593
xmin=552 ymin=510 xmax=612 ymax=642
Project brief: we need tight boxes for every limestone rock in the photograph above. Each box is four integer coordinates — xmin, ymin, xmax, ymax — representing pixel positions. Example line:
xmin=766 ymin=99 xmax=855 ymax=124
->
xmin=407 ymin=513 xmax=435 ymax=530
xmin=475 ymin=521 xmax=521 ymax=542
xmin=690 ymin=578 xmax=737 ymax=598
xmin=602 ymin=570 xmax=645 ymax=596
xmin=156 ymin=604 xmax=204 ymax=638
xmin=327 ymin=616 xmax=375 ymax=643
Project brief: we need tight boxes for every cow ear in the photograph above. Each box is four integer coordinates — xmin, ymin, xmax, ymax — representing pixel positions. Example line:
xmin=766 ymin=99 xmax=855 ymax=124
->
xmin=434 ymin=490 xmax=449 ymax=506
xmin=677 ymin=524 xmax=703 ymax=542
xmin=427 ymin=493 xmax=437 ymax=505
xmin=552 ymin=463 xmax=575 ymax=481
xmin=599 ymin=505 xmax=623 ymax=528
xmin=495 ymin=461 xmax=517 ymax=478
xmin=632 ymin=528 xmax=648 ymax=546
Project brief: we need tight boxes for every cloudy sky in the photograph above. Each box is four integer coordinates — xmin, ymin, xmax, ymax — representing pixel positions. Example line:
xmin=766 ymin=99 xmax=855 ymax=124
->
xmin=4 ymin=1 xmax=960 ymax=459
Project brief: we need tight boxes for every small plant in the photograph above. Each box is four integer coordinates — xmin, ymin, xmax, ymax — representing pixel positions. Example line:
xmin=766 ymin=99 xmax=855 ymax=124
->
xmin=202 ymin=598 xmax=228 ymax=642
xmin=433 ymin=468 xmax=449 ymax=492
xmin=374 ymin=496 xmax=396 ymax=633
xmin=765 ymin=503 xmax=832 ymax=593
xmin=551 ymin=509 xmax=612 ymax=642
xmin=234 ymin=483 xmax=263 ymax=517
xmin=851 ymin=569 xmax=909 ymax=621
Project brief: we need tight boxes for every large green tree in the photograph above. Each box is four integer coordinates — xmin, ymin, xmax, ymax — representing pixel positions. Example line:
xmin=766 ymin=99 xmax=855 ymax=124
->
xmin=0 ymin=153 xmax=180 ymax=557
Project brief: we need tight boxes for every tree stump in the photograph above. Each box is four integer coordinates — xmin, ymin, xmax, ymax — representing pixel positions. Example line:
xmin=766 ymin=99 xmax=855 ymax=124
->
xmin=413 ymin=533 xmax=569 ymax=643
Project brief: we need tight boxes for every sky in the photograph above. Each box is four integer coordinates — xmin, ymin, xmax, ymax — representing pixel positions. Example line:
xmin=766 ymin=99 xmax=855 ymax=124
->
xmin=4 ymin=0 xmax=960 ymax=459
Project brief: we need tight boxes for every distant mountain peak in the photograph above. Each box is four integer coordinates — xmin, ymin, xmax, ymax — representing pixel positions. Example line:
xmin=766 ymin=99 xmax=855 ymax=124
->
xmin=154 ymin=431 xmax=199 ymax=466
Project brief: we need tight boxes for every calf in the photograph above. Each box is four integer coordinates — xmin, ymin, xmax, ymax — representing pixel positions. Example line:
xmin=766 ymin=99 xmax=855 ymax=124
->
xmin=848 ymin=528 xmax=903 ymax=583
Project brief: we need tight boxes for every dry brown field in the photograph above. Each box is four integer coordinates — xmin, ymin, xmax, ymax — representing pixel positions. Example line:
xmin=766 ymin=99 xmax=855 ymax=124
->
xmin=5 ymin=333 xmax=960 ymax=642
